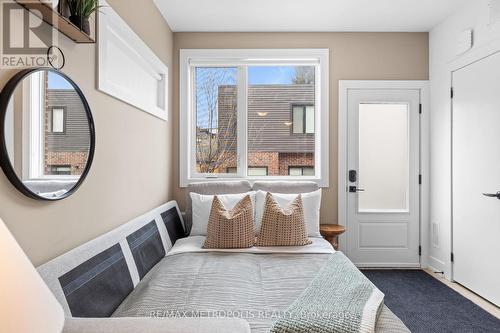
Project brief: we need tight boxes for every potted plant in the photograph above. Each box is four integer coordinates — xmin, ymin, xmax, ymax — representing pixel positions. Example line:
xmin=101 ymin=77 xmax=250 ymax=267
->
xmin=66 ymin=0 xmax=101 ymax=35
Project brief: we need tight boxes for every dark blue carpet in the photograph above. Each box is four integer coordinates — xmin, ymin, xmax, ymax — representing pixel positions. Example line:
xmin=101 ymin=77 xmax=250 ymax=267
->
xmin=362 ymin=270 xmax=500 ymax=333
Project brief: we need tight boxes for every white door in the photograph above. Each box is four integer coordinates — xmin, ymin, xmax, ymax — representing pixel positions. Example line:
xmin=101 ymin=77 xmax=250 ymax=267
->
xmin=452 ymin=51 xmax=500 ymax=307
xmin=346 ymin=89 xmax=421 ymax=267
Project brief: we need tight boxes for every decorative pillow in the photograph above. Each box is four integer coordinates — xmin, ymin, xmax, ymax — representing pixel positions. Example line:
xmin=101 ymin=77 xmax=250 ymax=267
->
xmin=255 ymin=189 xmax=322 ymax=237
xmin=190 ymin=191 xmax=256 ymax=236
xmin=203 ymin=195 xmax=255 ymax=249
xmin=256 ymin=193 xmax=312 ymax=246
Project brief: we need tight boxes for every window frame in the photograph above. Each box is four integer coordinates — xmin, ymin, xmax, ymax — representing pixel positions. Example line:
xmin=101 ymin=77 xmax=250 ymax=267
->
xmin=180 ymin=49 xmax=329 ymax=187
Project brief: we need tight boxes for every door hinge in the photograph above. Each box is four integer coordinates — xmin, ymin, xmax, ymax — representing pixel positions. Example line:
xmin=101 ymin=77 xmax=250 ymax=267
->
xmin=419 ymin=245 xmax=422 ymax=256
xmin=451 ymin=252 xmax=454 ymax=262
xmin=419 ymin=103 xmax=422 ymax=114
xmin=419 ymin=174 xmax=422 ymax=185
xmin=451 ymin=87 xmax=454 ymax=99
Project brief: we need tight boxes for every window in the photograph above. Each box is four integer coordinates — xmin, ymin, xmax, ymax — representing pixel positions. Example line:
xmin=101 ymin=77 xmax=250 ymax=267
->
xmin=289 ymin=166 xmax=315 ymax=176
xmin=292 ymin=105 xmax=314 ymax=134
xmin=180 ymin=49 xmax=329 ymax=187
xmin=48 ymin=165 xmax=72 ymax=175
xmin=248 ymin=167 xmax=268 ymax=176
xmin=49 ymin=108 xmax=65 ymax=133
xmin=195 ymin=67 xmax=237 ymax=175
xmin=24 ymin=71 xmax=89 ymax=180
xmin=226 ymin=167 xmax=237 ymax=174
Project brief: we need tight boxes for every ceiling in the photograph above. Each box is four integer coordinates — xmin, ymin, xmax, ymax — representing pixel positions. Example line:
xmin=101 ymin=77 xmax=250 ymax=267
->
xmin=153 ymin=0 xmax=466 ymax=32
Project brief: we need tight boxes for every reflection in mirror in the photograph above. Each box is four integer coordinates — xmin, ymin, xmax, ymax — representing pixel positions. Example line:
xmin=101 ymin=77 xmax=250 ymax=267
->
xmin=3 ymin=70 xmax=92 ymax=199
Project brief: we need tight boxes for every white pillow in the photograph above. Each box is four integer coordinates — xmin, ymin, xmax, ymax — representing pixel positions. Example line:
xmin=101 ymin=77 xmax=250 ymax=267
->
xmin=255 ymin=189 xmax=322 ymax=237
xmin=190 ymin=191 xmax=256 ymax=236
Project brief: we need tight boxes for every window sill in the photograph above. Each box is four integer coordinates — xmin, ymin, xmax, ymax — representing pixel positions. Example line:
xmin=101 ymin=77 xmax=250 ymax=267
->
xmin=29 ymin=176 xmax=80 ymax=181
xmin=180 ymin=176 xmax=329 ymax=188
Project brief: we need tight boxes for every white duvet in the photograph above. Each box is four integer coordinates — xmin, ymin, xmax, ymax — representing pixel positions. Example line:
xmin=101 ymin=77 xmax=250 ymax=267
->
xmin=167 ymin=235 xmax=335 ymax=256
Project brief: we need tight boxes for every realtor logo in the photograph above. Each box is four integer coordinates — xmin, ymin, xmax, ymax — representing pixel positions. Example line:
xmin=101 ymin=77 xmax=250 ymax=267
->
xmin=1 ymin=1 xmax=59 ymax=68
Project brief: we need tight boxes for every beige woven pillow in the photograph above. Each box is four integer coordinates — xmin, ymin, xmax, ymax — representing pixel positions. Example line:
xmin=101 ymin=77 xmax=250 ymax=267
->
xmin=256 ymin=192 xmax=312 ymax=246
xmin=203 ymin=194 xmax=255 ymax=249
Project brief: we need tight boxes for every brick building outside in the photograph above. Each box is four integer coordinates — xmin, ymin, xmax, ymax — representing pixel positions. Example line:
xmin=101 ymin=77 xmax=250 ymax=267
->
xmin=196 ymin=84 xmax=315 ymax=176
xmin=43 ymin=73 xmax=90 ymax=176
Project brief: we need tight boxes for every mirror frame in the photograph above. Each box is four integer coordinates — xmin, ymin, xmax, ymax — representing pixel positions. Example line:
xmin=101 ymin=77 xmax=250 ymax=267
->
xmin=0 ymin=68 xmax=95 ymax=201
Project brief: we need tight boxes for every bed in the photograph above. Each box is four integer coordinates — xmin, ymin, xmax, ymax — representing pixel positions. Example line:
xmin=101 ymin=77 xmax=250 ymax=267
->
xmin=113 ymin=235 xmax=409 ymax=332
xmin=38 ymin=181 xmax=410 ymax=333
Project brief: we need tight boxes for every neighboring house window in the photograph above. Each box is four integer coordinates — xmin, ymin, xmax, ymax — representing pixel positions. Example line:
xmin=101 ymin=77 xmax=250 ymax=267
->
xmin=248 ymin=167 xmax=268 ymax=176
xmin=292 ymin=105 xmax=315 ymax=134
xmin=289 ymin=166 xmax=315 ymax=176
xmin=48 ymin=165 xmax=72 ymax=175
xmin=180 ymin=49 xmax=329 ymax=187
xmin=49 ymin=108 xmax=65 ymax=133
xmin=226 ymin=167 xmax=237 ymax=174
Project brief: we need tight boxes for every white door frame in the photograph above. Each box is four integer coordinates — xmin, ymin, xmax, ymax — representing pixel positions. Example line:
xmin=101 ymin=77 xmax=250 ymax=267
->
xmin=338 ymin=80 xmax=430 ymax=268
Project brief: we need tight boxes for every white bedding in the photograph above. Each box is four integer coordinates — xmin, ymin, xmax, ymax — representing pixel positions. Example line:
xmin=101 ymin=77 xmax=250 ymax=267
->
xmin=166 ymin=235 xmax=335 ymax=257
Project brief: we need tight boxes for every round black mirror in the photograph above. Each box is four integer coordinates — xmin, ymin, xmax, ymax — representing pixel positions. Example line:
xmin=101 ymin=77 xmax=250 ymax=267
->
xmin=0 ymin=68 xmax=95 ymax=200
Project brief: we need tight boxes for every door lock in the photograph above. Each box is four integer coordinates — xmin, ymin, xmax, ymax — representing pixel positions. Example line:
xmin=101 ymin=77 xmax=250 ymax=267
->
xmin=349 ymin=170 xmax=357 ymax=183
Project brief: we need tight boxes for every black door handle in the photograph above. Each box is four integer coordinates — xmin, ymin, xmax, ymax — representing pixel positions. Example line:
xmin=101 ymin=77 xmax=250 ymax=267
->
xmin=483 ymin=192 xmax=500 ymax=200
xmin=349 ymin=186 xmax=365 ymax=193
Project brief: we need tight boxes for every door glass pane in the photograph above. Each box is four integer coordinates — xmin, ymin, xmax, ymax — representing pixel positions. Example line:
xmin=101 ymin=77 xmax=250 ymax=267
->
xmin=358 ymin=103 xmax=409 ymax=212
xmin=247 ymin=66 xmax=315 ymax=176
xmin=195 ymin=67 xmax=238 ymax=174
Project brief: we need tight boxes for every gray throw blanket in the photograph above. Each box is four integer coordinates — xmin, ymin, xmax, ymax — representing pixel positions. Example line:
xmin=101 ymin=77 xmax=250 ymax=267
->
xmin=270 ymin=252 xmax=384 ymax=333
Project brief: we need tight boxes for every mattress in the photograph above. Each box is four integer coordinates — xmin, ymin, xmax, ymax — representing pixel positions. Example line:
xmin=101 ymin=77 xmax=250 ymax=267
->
xmin=113 ymin=237 xmax=410 ymax=333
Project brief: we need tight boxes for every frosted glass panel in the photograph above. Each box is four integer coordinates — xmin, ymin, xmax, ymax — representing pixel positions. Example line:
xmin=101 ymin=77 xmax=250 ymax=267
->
xmin=358 ymin=103 xmax=409 ymax=212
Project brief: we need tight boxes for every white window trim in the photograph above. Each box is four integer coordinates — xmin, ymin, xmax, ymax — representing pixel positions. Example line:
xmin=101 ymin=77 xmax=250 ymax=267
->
xmin=179 ymin=49 xmax=329 ymax=187
xmin=22 ymin=72 xmax=44 ymax=180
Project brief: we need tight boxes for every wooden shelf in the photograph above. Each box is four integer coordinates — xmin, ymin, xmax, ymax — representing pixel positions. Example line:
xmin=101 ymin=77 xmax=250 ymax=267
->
xmin=15 ymin=0 xmax=95 ymax=43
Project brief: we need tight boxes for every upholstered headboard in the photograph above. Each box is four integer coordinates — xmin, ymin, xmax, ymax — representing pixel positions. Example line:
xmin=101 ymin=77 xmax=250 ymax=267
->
xmin=184 ymin=181 xmax=319 ymax=234
xmin=37 ymin=201 xmax=185 ymax=318
xmin=252 ymin=181 xmax=318 ymax=194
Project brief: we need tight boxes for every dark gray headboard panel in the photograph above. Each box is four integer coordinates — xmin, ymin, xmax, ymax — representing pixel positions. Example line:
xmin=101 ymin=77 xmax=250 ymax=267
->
xmin=37 ymin=201 xmax=184 ymax=317
xmin=161 ymin=206 xmax=185 ymax=245
xmin=127 ymin=221 xmax=165 ymax=280
xmin=58 ymin=244 xmax=133 ymax=317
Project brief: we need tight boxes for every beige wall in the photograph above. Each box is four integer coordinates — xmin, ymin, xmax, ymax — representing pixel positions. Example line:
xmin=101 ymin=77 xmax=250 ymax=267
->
xmin=172 ymin=32 xmax=429 ymax=224
xmin=0 ymin=0 xmax=173 ymax=266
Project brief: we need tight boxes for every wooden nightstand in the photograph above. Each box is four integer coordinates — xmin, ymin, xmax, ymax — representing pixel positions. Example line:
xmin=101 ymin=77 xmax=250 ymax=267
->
xmin=320 ymin=224 xmax=346 ymax=250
